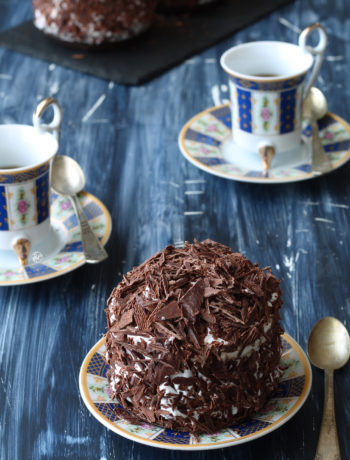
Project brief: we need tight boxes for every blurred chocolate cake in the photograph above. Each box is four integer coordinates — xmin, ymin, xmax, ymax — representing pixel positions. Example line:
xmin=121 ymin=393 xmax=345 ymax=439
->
xmin=32 ymin=0 xmax=157 ymax=47
xmin=105 ymin=239 xmax=283 ymax=433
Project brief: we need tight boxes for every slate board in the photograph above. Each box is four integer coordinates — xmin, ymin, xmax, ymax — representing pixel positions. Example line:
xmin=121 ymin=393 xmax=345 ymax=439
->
xmin=0 ymin=0 xmax=293 ymax=85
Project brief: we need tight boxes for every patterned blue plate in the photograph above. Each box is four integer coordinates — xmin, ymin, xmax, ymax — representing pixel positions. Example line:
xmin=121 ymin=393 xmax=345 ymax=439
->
xmin=178 ymin=104 xmax=350 ymax=183
xmin=79 ymin=333 xmax=312 ymax=451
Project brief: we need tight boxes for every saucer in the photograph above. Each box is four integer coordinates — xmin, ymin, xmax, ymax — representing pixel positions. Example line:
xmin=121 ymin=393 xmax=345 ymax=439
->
xmin=178 ymin=104 xmax=350 ymax=184
xmin=79 ymin=333 xmax=311 ymax=451
xmin=0 ymin=191 xmax=111 ymax=286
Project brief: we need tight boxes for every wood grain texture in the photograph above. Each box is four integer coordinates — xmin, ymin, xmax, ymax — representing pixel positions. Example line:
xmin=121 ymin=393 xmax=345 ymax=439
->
xmin=0 ymin=0 xmax=350 ymax=459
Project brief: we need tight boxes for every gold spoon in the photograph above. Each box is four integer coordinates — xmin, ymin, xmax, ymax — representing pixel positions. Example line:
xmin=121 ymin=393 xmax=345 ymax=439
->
xmin=307 ymin=317 xmax=350 ymax=459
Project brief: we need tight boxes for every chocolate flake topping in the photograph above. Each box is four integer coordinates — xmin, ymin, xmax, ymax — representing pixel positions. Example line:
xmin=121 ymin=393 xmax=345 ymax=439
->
xmin=155 ymin=300 xmax=182 ymax=321
xmin=180 ymin=279 xmax=204 ymax=322
xmin=105 ymin=239 xmax=283 ymax=434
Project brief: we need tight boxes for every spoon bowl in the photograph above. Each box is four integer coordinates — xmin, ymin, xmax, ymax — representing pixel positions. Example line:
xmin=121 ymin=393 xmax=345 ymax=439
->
xmin=51 ymin=155 xmax=108 ymax=264
xmin=308 ymin=316 xmax=350 ymax=370
xmin=51 ymin=155 xmax=86 ymax=196
xmin=308 ymin=87 xmax=328 ymax=120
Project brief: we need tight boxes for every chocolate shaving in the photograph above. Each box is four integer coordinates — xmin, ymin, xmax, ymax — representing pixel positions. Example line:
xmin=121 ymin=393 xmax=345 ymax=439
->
xmin=204 ymin=286 xmax=221 ymax=298
xmin=180 ymin=279 xmax=204 ymax=322
xmin=154 ymin=322 xmax=183 ymax=341
xmin=133 ymin=299 xmax=148 ymax=330
xmin=115 ymin=309 xmax=133 ymax=329
xmin=155 ymin=300 xmax=181 ymax=321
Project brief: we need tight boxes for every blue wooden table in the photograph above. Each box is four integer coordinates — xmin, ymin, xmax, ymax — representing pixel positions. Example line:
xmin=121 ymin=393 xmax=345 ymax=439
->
xmin=1 ymin=1 xmax=349 ymax=459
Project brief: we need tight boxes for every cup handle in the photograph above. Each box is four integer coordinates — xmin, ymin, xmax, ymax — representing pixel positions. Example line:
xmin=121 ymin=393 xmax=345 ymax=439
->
xmin=33 ymin=97 xmax=62 ymax=143
xmin=298 ymin=23 xmax=328 ymax=99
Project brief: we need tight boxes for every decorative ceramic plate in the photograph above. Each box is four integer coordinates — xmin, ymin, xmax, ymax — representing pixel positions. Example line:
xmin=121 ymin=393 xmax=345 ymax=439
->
xmin=0 ymin=191 xmax=111 ymax=286
xmin=79 ymin=333 xmax=312 ymax=451
xmin=178 ymin=104 xmax=350 ymax=184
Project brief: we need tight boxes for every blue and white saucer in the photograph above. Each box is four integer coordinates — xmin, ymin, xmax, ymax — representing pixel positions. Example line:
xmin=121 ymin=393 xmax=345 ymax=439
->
xmin=178 ymin=104 xmax=350 ymax=184
xmin=79 ymin=333 xmax=311 ymax=451
xmin=0 ymin=191 xmax=111 ymax=286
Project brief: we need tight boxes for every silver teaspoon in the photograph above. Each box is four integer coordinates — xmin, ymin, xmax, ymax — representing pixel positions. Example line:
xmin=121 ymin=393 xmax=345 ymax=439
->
xmin=51 ymin=155 xmax=108 ymax=263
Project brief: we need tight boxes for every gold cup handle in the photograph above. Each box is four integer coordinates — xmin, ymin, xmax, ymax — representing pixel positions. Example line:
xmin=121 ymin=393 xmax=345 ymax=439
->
xmin=298 ymin=23 xmax=328 ymax=100
xmin=33 ymin=97 xmax=62 ymax=143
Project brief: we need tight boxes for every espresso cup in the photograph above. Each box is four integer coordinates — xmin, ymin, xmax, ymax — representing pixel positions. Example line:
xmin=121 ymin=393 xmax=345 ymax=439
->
xmin=0 ymin=98 xmax=62 ymax=265
xmin=220 ymin=23 xmax=327 ymax=170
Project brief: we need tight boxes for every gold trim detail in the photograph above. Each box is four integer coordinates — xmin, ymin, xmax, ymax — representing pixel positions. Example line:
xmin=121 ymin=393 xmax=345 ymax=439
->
xmin=0 ymin=162 xmax=50 ymax=183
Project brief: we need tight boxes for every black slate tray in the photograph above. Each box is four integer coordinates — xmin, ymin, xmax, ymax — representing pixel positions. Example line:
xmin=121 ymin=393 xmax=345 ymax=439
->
xmin=0 ymin=0 xmax=293 ymax=85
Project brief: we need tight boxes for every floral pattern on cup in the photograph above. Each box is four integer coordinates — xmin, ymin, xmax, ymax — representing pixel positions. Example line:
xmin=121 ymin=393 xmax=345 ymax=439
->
xmin=251 ymin=91 xmax=280 ymax=135
xmin=6 ymin=181 xmax=37 ymax=230
xmin=233 ymin=85 xmax=300 ymax=136
xmin=260 ymin=97 xmax=273 ymax=132
xmin=16 ymin=188 xmax=31 ymax=225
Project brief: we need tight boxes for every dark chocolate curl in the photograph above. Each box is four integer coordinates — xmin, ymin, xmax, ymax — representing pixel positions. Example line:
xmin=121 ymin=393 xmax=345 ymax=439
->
xmin=115 ymin=309 xmax=133 ymax=329
xmin=155 ymin=301 xmax=182 ymax=320
xmin=180 ymin=278 xmax=204 ymax=322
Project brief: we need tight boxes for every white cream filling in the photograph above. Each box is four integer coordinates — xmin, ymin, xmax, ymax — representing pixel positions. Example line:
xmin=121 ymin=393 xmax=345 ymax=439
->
xmin=143 ymin=286 xmax=157 ymax=301
xmin=159 ymin=398 xmax=186 ymax=419
xmin=128 ymin=334 xmax=153 ymax=345
xmin=204 ymin=328 xmax=229 ymax=345
xmin=220 ymin=320 xmax=272 ymax=361
xmin=267 ymin=292 xmax=278 ymax=307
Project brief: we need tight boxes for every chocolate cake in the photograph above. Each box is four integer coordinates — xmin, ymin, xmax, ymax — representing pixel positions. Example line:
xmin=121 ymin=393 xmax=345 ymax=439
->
xmin=32 ymin=0 xmax=157 ymax=47
xmin=105 ymin=239 xmax=283 ymax=433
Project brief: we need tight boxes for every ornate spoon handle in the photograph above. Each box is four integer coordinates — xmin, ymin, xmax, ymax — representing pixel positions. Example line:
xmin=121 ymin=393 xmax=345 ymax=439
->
xmin=311 ymin=118 xmax=331 ymax=174
xmin=71 ymin=194 xmax=108 ymax=264
xmin=315 ymin=369 xmax=341 ymax=460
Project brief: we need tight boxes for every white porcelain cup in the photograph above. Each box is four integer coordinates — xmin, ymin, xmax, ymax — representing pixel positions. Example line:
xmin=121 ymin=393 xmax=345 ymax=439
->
xmin=220 ymin=23 xmax=327 ymax=166
xmin=0 ymin=98 xmax=62 ymax=265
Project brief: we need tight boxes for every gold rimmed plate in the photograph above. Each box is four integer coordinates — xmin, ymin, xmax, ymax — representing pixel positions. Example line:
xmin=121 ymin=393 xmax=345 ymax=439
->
xmin=79 ymin=333 xmax=311 ymax=451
